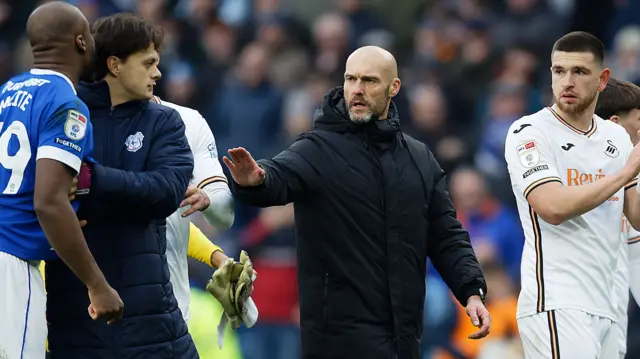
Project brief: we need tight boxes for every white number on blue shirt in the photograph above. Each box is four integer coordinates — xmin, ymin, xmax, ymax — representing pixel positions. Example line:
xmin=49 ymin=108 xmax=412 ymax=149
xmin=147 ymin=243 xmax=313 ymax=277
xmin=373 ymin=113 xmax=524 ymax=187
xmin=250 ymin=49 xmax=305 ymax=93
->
xmin=0 ymin=121 xmax=31 ymax=194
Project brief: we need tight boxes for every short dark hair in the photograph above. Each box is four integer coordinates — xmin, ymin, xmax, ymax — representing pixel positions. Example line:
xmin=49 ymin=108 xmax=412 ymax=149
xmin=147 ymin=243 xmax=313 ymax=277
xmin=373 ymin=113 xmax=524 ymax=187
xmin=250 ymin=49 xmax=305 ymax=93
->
xmin=92 ymin=13 xmax=164 ymax=80
xmin=595 ymin=78 xmax=640 ymax=119
xmin=552 ymin=31 xmax=606 ymax=65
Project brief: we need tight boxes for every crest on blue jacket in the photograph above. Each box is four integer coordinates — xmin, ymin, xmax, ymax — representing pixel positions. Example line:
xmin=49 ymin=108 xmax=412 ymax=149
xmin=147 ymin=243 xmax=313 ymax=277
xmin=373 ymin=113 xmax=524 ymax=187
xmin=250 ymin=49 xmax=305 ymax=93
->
xmin=125 ymin=131 xmax=144 ymax=152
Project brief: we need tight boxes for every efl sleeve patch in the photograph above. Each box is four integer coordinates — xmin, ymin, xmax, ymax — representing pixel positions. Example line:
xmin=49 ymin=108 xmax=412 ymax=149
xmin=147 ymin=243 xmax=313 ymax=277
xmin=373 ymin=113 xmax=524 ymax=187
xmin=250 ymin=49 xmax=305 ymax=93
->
xmin=64 ymin=109 xmax=87 ymax=140
xmin=516 ymin=141 xmax=540 ymax=168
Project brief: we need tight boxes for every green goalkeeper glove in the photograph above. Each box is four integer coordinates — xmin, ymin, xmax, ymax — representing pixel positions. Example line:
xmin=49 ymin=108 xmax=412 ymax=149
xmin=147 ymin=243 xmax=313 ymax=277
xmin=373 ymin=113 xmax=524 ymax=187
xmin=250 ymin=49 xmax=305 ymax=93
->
xmin=206 ymin=250 xmax=255 ymax=328
xmin=233 ymin=250 xmax=254 ymax=310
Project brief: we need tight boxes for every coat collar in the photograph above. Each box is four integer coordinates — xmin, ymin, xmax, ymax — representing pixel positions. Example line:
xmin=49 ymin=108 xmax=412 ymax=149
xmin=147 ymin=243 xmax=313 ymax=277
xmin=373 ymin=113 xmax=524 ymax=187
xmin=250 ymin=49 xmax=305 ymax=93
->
xmin=77 ymin=80 xmax=148 ymax=118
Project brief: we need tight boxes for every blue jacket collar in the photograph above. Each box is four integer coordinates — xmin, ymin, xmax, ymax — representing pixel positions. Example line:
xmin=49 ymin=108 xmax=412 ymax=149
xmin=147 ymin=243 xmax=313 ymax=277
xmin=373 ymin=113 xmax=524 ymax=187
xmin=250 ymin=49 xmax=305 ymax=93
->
xmin=78 ymin=80 xmax=147 ymax=118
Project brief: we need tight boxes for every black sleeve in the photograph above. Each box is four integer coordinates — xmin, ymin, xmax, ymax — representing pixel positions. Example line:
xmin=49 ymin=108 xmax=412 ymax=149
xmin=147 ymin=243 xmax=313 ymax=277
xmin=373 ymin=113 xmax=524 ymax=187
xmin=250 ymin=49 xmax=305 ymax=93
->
xmin=425 ymin=148 xmax=487 ymax=307
xmin=232 ymin=134 xmax=321 ymax=207
xmin=90 ymin=110 xmax=194 ymax=219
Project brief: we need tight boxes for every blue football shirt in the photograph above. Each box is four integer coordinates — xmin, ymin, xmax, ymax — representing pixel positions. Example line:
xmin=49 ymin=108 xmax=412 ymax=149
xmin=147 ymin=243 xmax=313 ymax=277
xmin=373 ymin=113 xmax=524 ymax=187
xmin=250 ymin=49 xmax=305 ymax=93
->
xmin=0 ymin=69 xmax=94 ymax=260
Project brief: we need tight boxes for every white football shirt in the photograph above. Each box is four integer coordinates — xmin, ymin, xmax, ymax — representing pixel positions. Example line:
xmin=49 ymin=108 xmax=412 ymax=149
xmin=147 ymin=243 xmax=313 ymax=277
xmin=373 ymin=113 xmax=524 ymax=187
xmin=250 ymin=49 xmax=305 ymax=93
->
xmin=154 ymin=97 xmax=228 ymax=322
xmin=626 ymin=212 xmax=640 ymax=308
xmin=504 ymin=105 xmax=634 ymax=320
xmin=614 ymin=215 xmax=640 ymax=354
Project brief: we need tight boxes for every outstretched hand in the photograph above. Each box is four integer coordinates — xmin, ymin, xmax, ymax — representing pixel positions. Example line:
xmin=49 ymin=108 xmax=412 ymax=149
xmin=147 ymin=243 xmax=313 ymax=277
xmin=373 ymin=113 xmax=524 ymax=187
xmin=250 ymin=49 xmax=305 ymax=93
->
xmin=222 ymin=147 xmax=265 ymax=187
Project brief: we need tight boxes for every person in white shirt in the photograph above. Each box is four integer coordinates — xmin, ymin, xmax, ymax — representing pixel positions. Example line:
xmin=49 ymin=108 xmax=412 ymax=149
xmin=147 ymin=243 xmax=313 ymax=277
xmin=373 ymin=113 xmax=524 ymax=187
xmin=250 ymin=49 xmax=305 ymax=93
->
xmin=594 ymin=77 xmax=640 ymax=359
xmin=151 ymin=96 xmax=235 ymax=323
xmin=504 ymin=31 xmax=640 ymax=359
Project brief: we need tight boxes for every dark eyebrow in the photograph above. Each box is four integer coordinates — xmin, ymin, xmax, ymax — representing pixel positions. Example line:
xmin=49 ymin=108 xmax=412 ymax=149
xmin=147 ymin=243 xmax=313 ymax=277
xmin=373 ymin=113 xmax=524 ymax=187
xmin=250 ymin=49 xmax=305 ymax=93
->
xmin=361 ymin=75 xmax=380 ymax=82
xmin=344 ymin=73 xmax=381 ymax=82
xmin=572 ymin=66 xmax=590 ymax=73
xmin=551 ymin=65 xmax=590 ymax=74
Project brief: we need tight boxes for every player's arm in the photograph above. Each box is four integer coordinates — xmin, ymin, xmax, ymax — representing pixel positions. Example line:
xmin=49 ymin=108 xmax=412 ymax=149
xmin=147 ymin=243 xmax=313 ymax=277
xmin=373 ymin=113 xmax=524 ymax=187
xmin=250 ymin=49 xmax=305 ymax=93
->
xmin=187 ymin=113 xmax=234 ymax=229
xmin=34 ymin=106 xmax=109 ymax=291
xmin=231 ymin=134 xmax=321 ymax=207
xmin=505 ymin=124 xmax=635 ymax=225
xmin=187 ymin=223 xmax=227 ymax=268
xmin=90 ymin=110 xmax=194 ymax=219
xmin=623 ymin=176 xmax=640 ymax=229
xmin=628 ymin=228 xmax=640 ymax=305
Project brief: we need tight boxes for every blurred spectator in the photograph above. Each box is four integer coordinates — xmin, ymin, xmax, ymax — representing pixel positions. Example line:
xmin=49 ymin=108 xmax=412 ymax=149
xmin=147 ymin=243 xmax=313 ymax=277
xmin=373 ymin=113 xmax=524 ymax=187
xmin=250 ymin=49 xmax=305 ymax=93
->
xmin=236 ymin=204 xmax=299 ymax=359
xmin=405 ymin=83 xmax=471 ymax=174
xmin=441 ymin=260 xmax=522 ymax=359
xmin=421 ymin=270 xmax=460 ymax=359
xmin=475 ymin=82 xmax=531 ymax=204
xmin=255 ymin=13 xmax=310 ymax=91
xmin=445 ymin=20 xmax=498 ymax=108
xmin=335 ymin=0 xmax=383 ymax=49
xmin=607 ymin=25 xmax=640 ymax=84
xmin=491 ymin=0 xmax=565 ymax=54
xmin=312 ymin=12 xmax=351 ymax=82
xmin=206 ymin=41 xmax=283 ymax=161
xmin=449 ymin=167 xmax=524 ymax=284
xmin=282 ymin=71 xmax=332 ymax=139
xmin=164 ymin=61 xmax=197 ymax=107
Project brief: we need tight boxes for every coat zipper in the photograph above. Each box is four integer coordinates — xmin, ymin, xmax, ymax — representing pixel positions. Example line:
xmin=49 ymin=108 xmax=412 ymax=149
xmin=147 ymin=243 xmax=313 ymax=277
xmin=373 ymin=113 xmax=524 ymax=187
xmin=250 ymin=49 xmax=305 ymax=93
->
xmin=364 ymin=130 xmax=396 ymax=342
xmin=363 ymin=132 xmax=386 ymax=211
xmin=105 ymin=106 xmax=114 ymax=165
xmin=322 ymin=271 xmax=329 ymax=329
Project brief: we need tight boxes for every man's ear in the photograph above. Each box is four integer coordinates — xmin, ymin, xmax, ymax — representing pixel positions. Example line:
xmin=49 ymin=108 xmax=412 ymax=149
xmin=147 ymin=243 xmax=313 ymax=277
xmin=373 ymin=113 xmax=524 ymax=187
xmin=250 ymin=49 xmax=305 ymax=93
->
xmin=389 ymin=78 xmax=401 ymax=98
xmin=76 ymin=35 xmax=87 ymax=54
xmin=107 ymin=56 xmax=120 ymax=77
xmin=609 ymin=115 xmax=620 ymax=124
xmin=598 ymin=68 xmax=611 ymax=92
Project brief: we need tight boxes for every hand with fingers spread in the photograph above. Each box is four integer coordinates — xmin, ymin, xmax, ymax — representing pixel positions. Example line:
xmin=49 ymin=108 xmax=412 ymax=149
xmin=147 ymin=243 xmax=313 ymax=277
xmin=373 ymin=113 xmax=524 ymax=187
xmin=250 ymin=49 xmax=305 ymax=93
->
xmin=180 ymin=185 xmax=210 ymax=218
xmin=222 ymin=147 xmax=265 ymax=187
xmin=466 ymin=295 xmax=491 ymax=339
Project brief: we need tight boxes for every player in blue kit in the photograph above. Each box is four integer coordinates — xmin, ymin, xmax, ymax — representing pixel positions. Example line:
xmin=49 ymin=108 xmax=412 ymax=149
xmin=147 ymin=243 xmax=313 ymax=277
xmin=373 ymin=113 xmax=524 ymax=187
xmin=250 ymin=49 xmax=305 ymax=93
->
xmin=0 ymin=2 xmax=123 ymax=358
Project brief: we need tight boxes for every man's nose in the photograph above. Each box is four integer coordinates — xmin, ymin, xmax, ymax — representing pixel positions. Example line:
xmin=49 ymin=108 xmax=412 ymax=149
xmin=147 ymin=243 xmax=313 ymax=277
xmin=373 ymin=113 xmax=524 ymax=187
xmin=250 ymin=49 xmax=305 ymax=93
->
xmin=152 ymin=67 xmax=162 ymax=80
xmin=561 ymin=74 xmax=575 ymax=88
xmin=353 ymin=83 xmax=364 ymax=95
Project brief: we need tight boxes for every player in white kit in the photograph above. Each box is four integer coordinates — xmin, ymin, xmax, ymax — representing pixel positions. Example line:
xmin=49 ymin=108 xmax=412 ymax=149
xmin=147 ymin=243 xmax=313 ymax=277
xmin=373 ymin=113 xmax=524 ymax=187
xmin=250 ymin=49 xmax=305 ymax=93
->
xmin=504 ymin=32 xmax=640 ymax=359
xmin=594 ymin=77 xmax=640 ymax=359
xmin=151 ymin=95 xmax=236 ymax=323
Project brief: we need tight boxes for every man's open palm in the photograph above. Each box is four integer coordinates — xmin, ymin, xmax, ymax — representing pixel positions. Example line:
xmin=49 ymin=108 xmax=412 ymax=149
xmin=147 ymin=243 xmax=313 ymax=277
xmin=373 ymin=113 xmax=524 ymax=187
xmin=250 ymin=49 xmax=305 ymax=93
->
xmin=223 ymin=147 xmax=265 ymax=187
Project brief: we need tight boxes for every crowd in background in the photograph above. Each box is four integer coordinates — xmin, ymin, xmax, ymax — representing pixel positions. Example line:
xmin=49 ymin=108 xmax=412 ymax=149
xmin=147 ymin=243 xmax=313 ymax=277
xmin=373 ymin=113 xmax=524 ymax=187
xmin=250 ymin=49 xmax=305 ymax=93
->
xmin=3 ymin=0 xmax=640 ymax=358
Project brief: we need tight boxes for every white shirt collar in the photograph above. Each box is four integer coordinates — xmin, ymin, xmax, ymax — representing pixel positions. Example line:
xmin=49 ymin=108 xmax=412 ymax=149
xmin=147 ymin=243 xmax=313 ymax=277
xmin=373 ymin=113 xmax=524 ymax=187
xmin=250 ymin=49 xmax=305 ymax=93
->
xmin=29 ymin=68 xmax=76 ymax=95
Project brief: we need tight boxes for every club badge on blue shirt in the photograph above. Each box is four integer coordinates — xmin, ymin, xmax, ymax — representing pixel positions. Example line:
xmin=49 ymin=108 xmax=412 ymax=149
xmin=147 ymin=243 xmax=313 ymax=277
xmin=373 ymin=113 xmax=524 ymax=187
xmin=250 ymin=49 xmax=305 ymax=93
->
xmin=125 ymin=131 xmax=144 ymax=152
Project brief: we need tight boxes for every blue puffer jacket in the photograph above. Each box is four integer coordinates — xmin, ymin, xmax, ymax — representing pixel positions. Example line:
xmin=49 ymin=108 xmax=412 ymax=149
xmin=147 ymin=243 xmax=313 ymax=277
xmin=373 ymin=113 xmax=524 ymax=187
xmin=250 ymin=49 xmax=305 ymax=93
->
xmin=44 ymin=81 xmax=198 ymax=359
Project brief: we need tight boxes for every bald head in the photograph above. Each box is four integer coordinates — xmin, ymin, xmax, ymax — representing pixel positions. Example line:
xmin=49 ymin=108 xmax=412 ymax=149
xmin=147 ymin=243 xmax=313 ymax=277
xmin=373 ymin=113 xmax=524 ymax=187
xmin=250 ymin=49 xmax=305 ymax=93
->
xmin=27 ymin=1 xmax=88 ymax=48
xmin=343 ymin=46 xmax=401 ymax=123
xmin=346 ymin=46 xmax=398 ymax=81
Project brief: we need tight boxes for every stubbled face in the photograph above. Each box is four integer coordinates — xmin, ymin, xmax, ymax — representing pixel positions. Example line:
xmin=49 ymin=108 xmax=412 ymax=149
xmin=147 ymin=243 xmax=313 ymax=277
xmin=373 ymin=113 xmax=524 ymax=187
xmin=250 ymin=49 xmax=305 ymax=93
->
xmin=617 ymin=108 xmax=640 ymax=145
xmin=551 ymin=51 xmax=606 ymax=115
xmin=343 ymin=58 xmax=391 ymax=123
xmin=117 ymin=44 xmax=161 ymax=100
